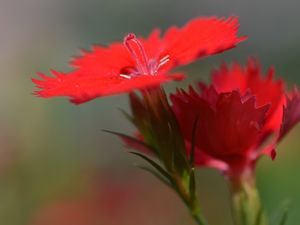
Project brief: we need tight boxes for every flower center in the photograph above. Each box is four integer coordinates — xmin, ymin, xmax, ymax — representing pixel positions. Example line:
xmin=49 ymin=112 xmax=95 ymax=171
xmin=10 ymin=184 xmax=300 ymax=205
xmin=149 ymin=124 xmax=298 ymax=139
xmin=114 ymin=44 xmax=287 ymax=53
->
xmin=120 ymin=33 xmax=170 ymax=79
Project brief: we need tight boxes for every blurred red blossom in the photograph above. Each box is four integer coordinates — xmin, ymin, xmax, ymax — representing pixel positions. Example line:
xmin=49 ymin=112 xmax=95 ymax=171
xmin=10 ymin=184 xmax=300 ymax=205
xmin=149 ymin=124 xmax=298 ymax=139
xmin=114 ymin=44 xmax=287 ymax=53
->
xmin=31 ymin=174 xmax=185 ymax=225
xmin=171 ymin=59 xmax=300 ymax=179
xmin=32 ymin=17 xmax=245 ymax=104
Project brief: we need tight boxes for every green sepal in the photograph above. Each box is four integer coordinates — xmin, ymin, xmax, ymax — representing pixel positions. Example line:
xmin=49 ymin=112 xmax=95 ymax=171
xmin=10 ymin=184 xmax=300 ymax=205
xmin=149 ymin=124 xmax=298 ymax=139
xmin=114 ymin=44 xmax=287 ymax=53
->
xmin=239 ymin=189 xmax=248 ymax=225
xmin=129 ymin=88 xmax=190 ymax=175
xmin=129 ymin=92 xmax=148 ymax=129
xmin=230 ymin=173 xmax=269 ymax=225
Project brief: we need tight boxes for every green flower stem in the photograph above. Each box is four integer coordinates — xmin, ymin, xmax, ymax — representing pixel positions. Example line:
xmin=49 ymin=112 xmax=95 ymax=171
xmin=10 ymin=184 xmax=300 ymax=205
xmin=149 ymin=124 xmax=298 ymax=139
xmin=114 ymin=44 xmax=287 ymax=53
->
xmin=189 ymin=198 xmax=208 ymax=225
xmin=173 ymin=176 xmax=208 ymax=225
xmin=229 ymin=171 xmax=268 ymax=225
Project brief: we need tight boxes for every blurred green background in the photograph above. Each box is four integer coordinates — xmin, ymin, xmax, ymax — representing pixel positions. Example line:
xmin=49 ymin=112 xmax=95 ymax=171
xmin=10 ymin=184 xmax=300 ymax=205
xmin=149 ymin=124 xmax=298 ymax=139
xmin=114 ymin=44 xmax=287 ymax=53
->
xmin=0 ymin=0 xmax=300 ymax=224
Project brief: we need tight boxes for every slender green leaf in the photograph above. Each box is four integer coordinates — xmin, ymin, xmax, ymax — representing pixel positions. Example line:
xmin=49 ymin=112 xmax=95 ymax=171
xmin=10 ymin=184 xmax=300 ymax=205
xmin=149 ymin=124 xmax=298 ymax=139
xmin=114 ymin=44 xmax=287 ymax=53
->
xmin=136 ymin=165 xmax=172 ymax=189
xmin=129 ymin=151 xmax=172 ymax=182
xmin=271 ymin=199 xmax=291 ymax=225
xmin=278 ymin=208 xmax=288 ymax=225
xmin=102 ymin=129 xmax=157 ymax=153
xmin=118 ymin=108 xmax=134 ymax=123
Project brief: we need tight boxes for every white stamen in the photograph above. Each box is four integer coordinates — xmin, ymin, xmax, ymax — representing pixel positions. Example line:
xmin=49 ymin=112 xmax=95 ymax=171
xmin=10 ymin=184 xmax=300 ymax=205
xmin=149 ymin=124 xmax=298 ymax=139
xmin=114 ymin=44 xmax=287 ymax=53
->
xmin=160 ymin=55 xmax=170 ymax=63
xmin=157 ymin=55 xmax=170 ymax=69
xmin=159 ymin=58 xmax=170 ymax=67
xmin=120 ymin=74 xmax=132 ymax=79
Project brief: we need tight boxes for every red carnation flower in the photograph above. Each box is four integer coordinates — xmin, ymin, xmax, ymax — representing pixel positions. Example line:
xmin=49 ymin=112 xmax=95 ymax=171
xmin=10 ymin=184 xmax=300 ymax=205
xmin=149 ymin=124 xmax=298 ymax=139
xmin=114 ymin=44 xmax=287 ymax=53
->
xmin=171 ymin=60 xmax=300 ymax=179
xmin=33 ymin=17 xmax=245 ymax=104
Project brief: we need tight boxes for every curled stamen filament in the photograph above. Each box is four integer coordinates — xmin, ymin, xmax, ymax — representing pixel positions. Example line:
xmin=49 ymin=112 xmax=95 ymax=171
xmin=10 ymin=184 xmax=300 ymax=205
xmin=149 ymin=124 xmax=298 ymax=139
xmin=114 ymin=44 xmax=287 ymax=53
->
xmin=123 ymin=33 xmax=151 ymax=75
